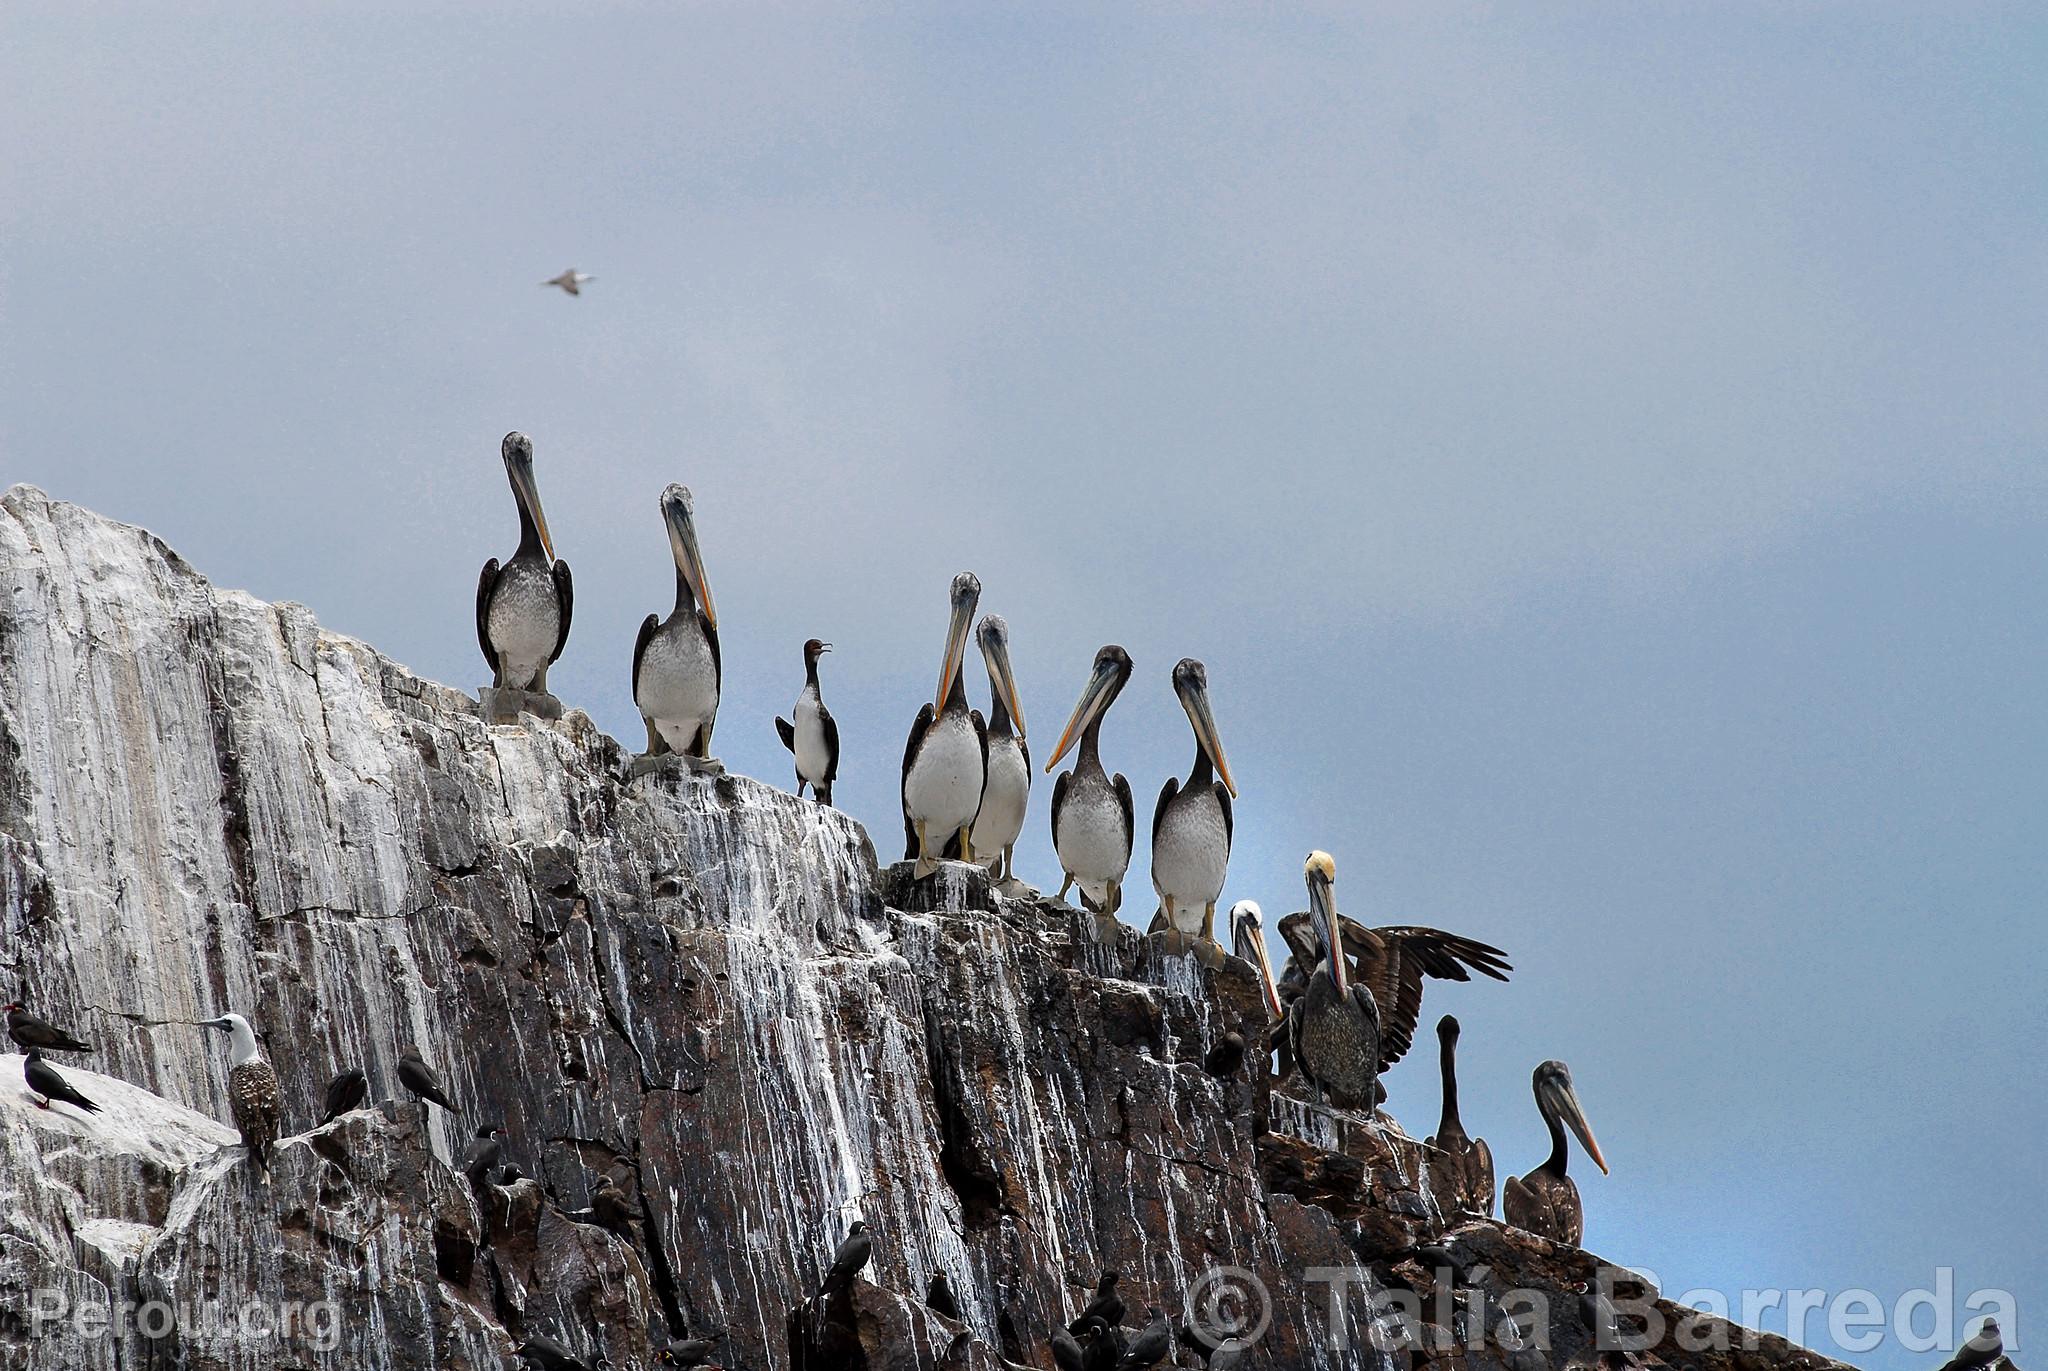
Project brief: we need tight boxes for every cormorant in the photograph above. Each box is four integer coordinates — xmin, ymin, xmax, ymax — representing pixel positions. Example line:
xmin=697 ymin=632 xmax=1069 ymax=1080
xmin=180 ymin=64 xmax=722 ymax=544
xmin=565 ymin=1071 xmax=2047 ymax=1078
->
xmin=775 ymin=639 xmax=838 ymax=804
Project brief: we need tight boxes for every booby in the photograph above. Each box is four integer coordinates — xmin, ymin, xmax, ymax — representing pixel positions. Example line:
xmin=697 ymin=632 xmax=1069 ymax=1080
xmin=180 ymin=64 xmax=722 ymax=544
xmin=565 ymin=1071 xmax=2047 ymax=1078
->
xmin=1274 ymin=911 xmax=1510 ymax=1071
xmin=819 ymin=1219 xmax=874 ymax=1296
xmin=1149 ymin=658 xmax=1237 ymax=966
xmin=477 ymin=432 xmax=573 ymax=695
xmin=1044 ymin=647 xmax=1135 ymax=931
xmin=633 ymin=484 xmax=721 ymax=764
xmin=1425 ymin=1015 xmax=1494 ymax=1219
xmin=901 ymin=574 xmax=988 ymax=877
xmin=22 ymin=1050 xmax=100 ymax=1114
xmin=203 ymin=1012 xmax=281 ymax=1172
xmin=398 ymin=1045 xmax=456 ymax=1112
xmin=542 ymin=269 xmax=594 ymax=296
xmin=320 ymin=1066 xmax=368 ymax=1125
xmin=1287 ymin=852 xmax=1382 ymax=1112
xmin=1502 ymin=1059 xmax=1607 ymax=1244
xmin=970 ymin=615 xmax=1030 ymax=882
xmin=775 ymin=639 xmax=838 ymax=804
xmin=4 ymin=1002 xmax=91 ymax=1053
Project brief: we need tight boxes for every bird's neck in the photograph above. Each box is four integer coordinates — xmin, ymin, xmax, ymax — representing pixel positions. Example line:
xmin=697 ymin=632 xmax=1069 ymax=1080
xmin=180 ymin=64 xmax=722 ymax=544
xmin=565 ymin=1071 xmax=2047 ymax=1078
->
xmin=228 ymin=1022 xmax=261 ymax=1067
xmin=1078 ymin=718 xmax=1105 ymax=771
xmin=1186 ymin=740 xmax=1212 ymax=787
xmin=1437 ymin=1034 xmax=1463 ymax=1136
xmin=1543 ymin=1106 xmax=1569 ymax=1177
xmin=984 ymin=676 xmax=1012 ymax=737
xmin=672 ymin=566 xmax=698 ymax=618
xmin=514 ymin=492 xmax=544 ymax=559
xmin=804 ymin=656 xmax=821 ymax=690
xmin=942 ymin=667 xmax=970 ymax=716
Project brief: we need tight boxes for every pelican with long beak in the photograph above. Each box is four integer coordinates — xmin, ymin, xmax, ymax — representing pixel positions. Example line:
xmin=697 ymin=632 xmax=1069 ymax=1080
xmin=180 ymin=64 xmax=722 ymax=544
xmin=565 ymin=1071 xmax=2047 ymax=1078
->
xmin=1149 ymin=658 xmax=1238 ymax=966
xmin=1503 ymin=1059 xmax=1608 ymax=1244
xmin=632 ymin=484 xmax=721 ymax=764
xmin=476 ymin=431 xmax=573 ymax=695
xmin=970 ymin=615 xmax=1030 ymax=883
xmin=1044 ymin=645 xmax=1135 ymax=939
xmin=1230 ymin=899 xmax=1292 ymax=1079
xmin=1287 ymin=852 xmax=1381 ymax=1113
xmin=901 ymin=573 xmax=989 ymax=878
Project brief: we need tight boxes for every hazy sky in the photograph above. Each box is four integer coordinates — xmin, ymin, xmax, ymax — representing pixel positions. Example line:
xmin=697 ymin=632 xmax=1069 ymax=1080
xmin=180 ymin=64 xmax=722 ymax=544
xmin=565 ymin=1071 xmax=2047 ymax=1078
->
xmin=4 ymin=6 xmax=2043 ymax=1364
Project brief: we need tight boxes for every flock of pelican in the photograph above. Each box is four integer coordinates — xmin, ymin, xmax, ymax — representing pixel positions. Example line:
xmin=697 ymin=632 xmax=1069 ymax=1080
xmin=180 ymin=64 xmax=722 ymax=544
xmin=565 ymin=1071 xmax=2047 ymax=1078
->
xmin=470 ymin=432 xmax=1610 ymax=1243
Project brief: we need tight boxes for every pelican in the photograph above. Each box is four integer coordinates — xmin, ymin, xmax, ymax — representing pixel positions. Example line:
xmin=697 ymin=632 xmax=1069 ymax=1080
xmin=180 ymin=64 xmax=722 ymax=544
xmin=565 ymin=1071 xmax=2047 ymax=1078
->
xmin=1149 ymin=658 xmax=1237 ymax=965
xmin=970 ymin=615 xmax=1029 ymax=882
xmin=1274 ymin=911 xmax=1510 ymax=1072
xmin=1231 ymin=900 xmax=1291 ymax=1078
xmin=1286 ymin=852 xmax=1381 ymax=1111
xmin=1425 ymin=1015 xmax=1494 ymax=1219
xmin=543 ymin=269 xmax=594 ymax=296
xmin=1503 ymin=1060 xmax=1607 ymax=1244
xmin=901 ymin=573 xmax=988 ymax=878
xmin=476 ymin=432 xmax=572 ymax=695
xmin=1043 ymin=645 xmax=1135 ymax=937
xmin=633 ymin=484 xmax=721 ymax=764
xmin=775 ymin=639 xmax=839 ymax=804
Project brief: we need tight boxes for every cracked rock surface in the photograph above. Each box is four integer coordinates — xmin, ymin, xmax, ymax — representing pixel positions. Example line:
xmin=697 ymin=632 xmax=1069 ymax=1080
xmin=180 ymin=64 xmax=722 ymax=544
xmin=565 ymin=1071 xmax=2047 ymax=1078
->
xmin=0 ymin=486 xmax=1897 ymax=1371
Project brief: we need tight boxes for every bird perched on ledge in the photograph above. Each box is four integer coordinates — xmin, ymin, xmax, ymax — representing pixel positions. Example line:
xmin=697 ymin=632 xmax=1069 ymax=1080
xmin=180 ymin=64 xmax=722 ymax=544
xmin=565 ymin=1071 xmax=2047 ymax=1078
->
xmin=477 ymin=432 xmax=572 ymax=696
xmin=1287 ymin=851 xmax=1382 ymax=1112
xmin=203 ymin=1012 xmax=280 ymax=1172
xmin=634 ymin=484 xmax=722 ymax=766
xmin=398 ymin=1045 xmax=456 ymax=1113
xmin=1045 ymin=646 xmax=1136 ymax=928
xmin=902 ymin=574 xmax=988 ymax=877
xmin=5 ymin=1002 xmax=92 ymax=1054
xmin=1503 ymin=1059 xmax=1608 ymax=1245
xmin=970 ymin=614 xmax=1030 ymax=882
xmin=1426 ymin=1015 xmax=1494 ymax=1219
xmin=818 ymin=1219 xmax=874 ymax=1297
xmin=776 ymin=638 xmax=838 ymax=805
xmin=319 ymin=1066 xmax=367 ymax=1125
xmin=23 ymin=1050 xmax=100 ymax=1115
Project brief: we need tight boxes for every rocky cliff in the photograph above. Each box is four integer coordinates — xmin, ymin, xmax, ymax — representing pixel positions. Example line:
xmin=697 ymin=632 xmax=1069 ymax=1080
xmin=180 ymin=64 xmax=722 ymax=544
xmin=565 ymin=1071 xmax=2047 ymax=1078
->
xmin=0 ymin=486 xmax=1895 ymax=1371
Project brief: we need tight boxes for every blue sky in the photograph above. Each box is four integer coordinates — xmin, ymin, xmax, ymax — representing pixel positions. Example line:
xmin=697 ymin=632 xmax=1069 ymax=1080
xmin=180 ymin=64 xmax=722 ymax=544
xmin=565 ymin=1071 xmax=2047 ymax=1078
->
xmin=4 ymin=6 xmax=2042 ymax=1364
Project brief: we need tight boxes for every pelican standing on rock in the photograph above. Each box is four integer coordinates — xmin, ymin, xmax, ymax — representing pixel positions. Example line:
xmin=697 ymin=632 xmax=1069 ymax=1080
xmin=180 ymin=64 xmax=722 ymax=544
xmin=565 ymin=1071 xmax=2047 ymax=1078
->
xmin=477 ymin=432 xmax=573 ymax=696
xmin=1287 ymin=852 xmax=1381 ymax=1112
xmin=775 ymin=639 xmax=839 ymax=804
xmin=1149 ymin=658 xmax=1237 ymax=966
xmin=633 ymin=484 xmax=721 ymax=766
xmin=970 ymin=615 xmax=1029 ymax=882
xmin=901 ymin=574 xmax=988 ymax=878
xmin=1044 ymin=646 xmax=1135 ymax=938
xmin=1425 ymin=1015 xmax=1494 ymax=1218
xmin=1503 ymin=1059 xmax=1608 ymax=1244
xmin=203 ymin=1012 xmax=282 ymax=1173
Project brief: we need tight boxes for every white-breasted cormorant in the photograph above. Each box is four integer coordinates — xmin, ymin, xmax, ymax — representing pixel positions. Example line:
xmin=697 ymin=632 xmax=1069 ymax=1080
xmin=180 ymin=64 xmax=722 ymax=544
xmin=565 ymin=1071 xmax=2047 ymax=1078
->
xmin=775 ymin=639 xmax=839 ymax=804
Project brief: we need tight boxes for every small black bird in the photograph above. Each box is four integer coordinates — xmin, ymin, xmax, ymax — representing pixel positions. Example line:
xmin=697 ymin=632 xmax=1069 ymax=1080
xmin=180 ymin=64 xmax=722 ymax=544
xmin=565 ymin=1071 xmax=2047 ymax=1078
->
xmin=819 ymin=1220 xmax=873 ymax=1296
xmin=940 ymin=1329 xmax=973 ymax=1368
xmin=461 ymin=1125 xmax=505 ymax=1191
xmin=656 ymin=1335 xmax=714 ymax=1367
xmin=319 ymin=1067 xmax=368 ymax=1125
xmin=1075 ymin=1318 xmax=1119 ymax=1371
xmin=1938 ymin=1320 xmax=2004 ymax=1371
xmin=1117 ymin=1309 xmax=1171 ymax=1370
xmin=23 ymin=1050 xmax=100 ymax=1115
xmin=5 ymin=1003 xmax=92 ymax=1053
xmin=1069 ymin=1270 xmax=1124 ymax=1334
xmin=514 ymin=1332 xmax=608 ymax=1371
xmin=1050 ymin=1323 xmax=1086 ymax=1371
xmin=591 ymin=1175 xmax=645 ymax=1237
xmin=397 ymin=1045 xmax=455 ymax=1110
xmin=1203 ymin=1029 xmax=1247 ymax=1079
xmin=496 ymin=1162 xmax=528 ymax=1186
xmin=926 ymin=1272 xmax=962 ymax=1320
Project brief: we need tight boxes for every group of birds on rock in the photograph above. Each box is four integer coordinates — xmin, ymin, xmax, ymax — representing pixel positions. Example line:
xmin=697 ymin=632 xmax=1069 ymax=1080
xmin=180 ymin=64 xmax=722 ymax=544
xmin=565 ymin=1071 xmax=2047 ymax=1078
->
xmin=470 ymin=432 xmax=1611 ymax=1245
